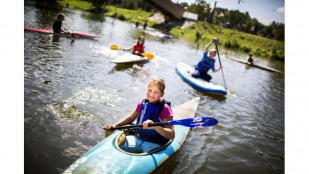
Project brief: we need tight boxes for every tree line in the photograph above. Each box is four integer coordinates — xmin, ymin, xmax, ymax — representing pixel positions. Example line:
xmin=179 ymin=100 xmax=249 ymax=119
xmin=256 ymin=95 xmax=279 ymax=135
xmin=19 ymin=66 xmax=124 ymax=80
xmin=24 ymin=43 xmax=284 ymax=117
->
xmin=182 ymin=1 xmax=284 ymax=41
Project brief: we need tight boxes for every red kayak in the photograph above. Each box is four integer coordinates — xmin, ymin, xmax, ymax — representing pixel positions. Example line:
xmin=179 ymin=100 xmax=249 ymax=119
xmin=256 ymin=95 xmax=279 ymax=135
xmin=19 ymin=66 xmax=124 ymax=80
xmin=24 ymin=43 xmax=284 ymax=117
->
xmin=24 ymin=27 xmax=100 ymax=38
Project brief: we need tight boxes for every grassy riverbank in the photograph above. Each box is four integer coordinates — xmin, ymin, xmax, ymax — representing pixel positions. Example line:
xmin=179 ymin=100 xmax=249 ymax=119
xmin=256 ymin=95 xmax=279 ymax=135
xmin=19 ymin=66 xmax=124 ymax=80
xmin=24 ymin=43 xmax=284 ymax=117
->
xmin=57 ymin=0 xmax=284 ymax=60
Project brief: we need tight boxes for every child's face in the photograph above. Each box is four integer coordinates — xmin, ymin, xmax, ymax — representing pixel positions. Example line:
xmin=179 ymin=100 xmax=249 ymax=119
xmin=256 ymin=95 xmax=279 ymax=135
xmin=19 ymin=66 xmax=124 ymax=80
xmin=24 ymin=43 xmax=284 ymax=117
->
xmin=138 ymin=38 xmax=144 ymax=45
xmin=209 ymin=51 xmax=216 ymax=59
xmin=147 ymin=83 xmax=163 ymax=103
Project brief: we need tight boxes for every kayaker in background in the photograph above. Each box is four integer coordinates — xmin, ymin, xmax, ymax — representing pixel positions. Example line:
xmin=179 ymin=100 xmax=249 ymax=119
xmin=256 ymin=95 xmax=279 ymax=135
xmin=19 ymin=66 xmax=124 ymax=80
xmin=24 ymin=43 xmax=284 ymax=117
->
xmin=123 ymin=36 xmax=145 ymax=56
xmin=52 ymin=13 xmax=70 ymax=34
xmin=191 ymin=38 xmax=223 ymax=82
xmin=105 ymin=77 xmax=175 ymax=153
xmin=135 ymin=21 xmax=139 ymax=28
xmin=143 ymin=21 xmax=148 ymax=30
xmin=246 ymin=52 xmax=255 ymax=65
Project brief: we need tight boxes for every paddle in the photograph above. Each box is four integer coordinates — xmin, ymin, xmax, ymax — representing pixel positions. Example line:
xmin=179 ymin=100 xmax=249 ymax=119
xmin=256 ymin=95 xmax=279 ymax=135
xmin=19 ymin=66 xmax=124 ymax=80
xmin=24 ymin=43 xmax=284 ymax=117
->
xmin=214 ymin=41 xmax=235 ymax=96
xmin=62 ymin=29 xmax=75 ymax=38
xmin=111 ymin=44 xmax=154 ymax=60
xmin=104 ymin=116 xmax=218 ymax=130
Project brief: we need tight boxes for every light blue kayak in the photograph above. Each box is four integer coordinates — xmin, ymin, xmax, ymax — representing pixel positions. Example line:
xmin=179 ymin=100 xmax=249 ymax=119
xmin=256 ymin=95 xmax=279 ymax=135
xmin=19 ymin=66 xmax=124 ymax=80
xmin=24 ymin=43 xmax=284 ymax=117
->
xmin=62 ymin=97 xmax=200 ymax=174
xmin=176 ymin=62 xmax=227 ymax=95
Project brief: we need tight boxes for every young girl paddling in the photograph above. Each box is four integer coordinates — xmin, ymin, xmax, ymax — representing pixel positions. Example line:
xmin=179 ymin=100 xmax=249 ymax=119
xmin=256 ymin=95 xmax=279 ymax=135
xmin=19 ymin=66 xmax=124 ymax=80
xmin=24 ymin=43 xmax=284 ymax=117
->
xmin=123 ymin=36 xmax=145 ymax=56
xmin=105 ymin=77 xmax=175 ymax=153
xmin=191 ymin=38 xmax=223 ymax=82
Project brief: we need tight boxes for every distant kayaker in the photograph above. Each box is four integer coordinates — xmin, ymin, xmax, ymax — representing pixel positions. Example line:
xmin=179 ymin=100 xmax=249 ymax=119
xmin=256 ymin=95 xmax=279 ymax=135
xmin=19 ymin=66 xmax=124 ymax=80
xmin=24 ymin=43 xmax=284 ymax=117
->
xmin=246 ymin=52 xmax=255 ymax=65
xmin=52 ymin=13 xmax=70 ymax=34
xmin=123 ymin=36 xmax=145 ymax=56
xmin=105 ymin=77 xmax=175 ymax=153
xmin=143 ymin=21 xmax=148 ymax=30
xmin=135 ymin=21 xmax=139 ymax=28
xmin=191 ymin=38 xmax=223 ymax=82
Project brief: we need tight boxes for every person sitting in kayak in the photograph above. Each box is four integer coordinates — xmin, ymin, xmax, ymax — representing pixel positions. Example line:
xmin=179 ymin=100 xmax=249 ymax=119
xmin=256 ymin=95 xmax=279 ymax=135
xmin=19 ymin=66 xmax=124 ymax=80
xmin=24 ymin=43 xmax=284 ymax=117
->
xmin=191 ymin=38 xmax=223 ymax=82
xmin=123 ymin=36 xmax=145 ymax=56
xmin=105 ymin=77 xmax=175 ymax=153
xmin=246 ymin=52 xmax=255 ymax=65
xmin=52 ymin=13 xmax=70 ymax=34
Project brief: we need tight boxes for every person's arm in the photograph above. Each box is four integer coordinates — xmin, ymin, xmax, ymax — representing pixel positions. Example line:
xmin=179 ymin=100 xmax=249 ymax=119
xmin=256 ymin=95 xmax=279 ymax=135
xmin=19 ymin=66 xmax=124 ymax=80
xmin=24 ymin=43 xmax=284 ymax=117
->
xmin=212 ymin=65 xmax=223 ymax=73
xmin=123 ymin=47 xmax=134 ymax=51
xmin=204 ymin=38 xmax=217 ymax=52
xmin=60 ymin=28 xmax=70 ymax=34
xmin=105 ymin=110 xmax=138 ymax=131
xmin=143 ymin=117 xmax=175 ymax=139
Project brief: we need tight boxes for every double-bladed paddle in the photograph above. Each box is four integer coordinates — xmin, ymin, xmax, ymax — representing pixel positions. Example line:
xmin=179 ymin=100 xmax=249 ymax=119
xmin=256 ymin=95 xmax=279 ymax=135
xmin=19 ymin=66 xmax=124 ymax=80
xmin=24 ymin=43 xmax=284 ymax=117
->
xmin=110 ymin=44 xmax=154 ymax=60
xmin=104 ymin=116 xmax=218 ymax=130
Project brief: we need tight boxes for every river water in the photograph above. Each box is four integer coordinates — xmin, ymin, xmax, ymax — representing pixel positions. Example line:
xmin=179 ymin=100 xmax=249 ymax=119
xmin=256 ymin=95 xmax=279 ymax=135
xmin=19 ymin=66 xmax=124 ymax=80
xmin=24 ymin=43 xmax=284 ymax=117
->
xmin=24 ymin=1 xmax=284 ymax=174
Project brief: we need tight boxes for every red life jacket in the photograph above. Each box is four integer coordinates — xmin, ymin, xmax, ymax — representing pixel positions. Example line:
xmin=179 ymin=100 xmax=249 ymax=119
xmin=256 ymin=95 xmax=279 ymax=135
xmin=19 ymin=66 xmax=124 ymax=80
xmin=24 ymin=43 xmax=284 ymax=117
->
xmin=134 ymin=45 xmax=143 ymax=53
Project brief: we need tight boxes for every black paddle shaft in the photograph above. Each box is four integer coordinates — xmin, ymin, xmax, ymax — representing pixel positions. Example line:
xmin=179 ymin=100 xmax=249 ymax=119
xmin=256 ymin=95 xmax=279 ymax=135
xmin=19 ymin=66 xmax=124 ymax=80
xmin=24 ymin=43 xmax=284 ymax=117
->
xmin=109 ymin=122 xmax=168 ymax=130
xmin=215 ymin=41 xmax=222 ymax=66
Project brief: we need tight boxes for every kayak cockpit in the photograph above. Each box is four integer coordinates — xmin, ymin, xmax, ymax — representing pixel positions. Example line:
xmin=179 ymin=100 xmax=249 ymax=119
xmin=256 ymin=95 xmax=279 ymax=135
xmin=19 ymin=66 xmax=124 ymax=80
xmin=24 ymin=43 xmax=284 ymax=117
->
xmin=114 ymin=130 xmax=173 ymax=156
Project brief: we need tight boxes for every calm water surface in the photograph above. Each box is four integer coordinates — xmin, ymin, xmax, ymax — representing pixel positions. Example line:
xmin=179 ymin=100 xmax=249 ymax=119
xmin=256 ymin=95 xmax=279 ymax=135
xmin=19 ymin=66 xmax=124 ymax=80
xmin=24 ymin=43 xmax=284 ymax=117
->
xmin=24 ymin=1 xmax=284 ymax=173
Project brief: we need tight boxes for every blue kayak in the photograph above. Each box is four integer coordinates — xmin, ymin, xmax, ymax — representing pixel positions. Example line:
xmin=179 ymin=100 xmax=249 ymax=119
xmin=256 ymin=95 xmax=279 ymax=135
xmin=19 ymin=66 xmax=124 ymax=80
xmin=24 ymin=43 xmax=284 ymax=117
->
xmin=176 ymin=62 xmax=227 ymax=95
xmin=62 ymin=97 xmax=200 ymax=174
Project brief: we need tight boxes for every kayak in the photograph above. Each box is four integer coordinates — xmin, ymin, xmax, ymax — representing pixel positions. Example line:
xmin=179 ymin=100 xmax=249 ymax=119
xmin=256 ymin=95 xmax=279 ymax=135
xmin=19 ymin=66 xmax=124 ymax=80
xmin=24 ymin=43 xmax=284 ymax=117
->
xmin=176 ymin=62 xmax=227 ymax=95
xmin=132 ymin=24 xmax=155 ymax=31
xmin=62 ymin=97 xmax=200 ymax=174
xmin=111 ymin=53 xmax=149 ymax=64
xmin=143 ymin=30 xmax=173 ymax=39
xmin=225 ymin=56 xmax=283 ymax=73
xmin=24 ymin=27 xmax=100 ymax=38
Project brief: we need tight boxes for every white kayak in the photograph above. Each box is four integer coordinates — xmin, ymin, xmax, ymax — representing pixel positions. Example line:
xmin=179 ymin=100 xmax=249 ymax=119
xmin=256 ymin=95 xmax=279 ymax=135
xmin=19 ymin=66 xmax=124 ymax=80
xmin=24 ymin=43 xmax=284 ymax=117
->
xmin=143 ymin=30 xmax=173 ymax=39
xmin=176 ymin=62 xmax=227 ymax=95
xmin=111 ymin=53 xmax=149 ymax=64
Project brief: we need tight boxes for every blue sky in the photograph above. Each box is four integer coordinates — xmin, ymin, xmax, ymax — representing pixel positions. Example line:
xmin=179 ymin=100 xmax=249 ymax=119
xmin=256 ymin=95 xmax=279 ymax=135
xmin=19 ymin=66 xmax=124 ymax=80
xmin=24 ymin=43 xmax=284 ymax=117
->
xmin=172 ymin=0 xmax=285 ymax=25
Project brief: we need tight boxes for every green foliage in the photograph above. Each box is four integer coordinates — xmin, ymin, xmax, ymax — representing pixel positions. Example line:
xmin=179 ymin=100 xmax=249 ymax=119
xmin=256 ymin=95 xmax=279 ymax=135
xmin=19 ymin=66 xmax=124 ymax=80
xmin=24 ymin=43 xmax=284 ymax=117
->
xmin=186 ymin=2 xmax=284 ymax=42
xmin=224 ymin=40 xmax=240 ymax=49
xmin=117 ymin=14 xmax=126 ymax=21
xmin=104 ymin=6 xmax=152 ymax=24
xmin=57 ymin=0 xmax=93 ymax=10
xmin=240 ymin=46 xmax=251 ymax=53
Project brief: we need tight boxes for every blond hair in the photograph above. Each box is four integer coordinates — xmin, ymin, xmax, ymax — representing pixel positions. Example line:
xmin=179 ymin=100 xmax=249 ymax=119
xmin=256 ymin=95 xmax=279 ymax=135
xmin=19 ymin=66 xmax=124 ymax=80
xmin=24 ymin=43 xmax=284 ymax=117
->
xmin=148 ymin=77 xmax=165 ymax=93
xmin=210 ymin=48 xmax=217 ymax=54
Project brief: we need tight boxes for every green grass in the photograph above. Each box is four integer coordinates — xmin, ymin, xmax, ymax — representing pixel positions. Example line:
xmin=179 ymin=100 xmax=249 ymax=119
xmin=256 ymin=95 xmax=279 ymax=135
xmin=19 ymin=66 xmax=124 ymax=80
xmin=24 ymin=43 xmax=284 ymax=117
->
xmin=57 ymin=0 xmax=93 ymax=11
xmin=104 ymin=6 xmax=155 ymax=26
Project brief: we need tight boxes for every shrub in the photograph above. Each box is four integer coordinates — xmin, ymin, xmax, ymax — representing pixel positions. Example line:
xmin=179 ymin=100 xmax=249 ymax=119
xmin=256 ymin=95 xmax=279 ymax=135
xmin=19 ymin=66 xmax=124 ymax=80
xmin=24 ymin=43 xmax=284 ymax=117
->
xmin=240 ymin=46 xmax=251 ymax=53
xmin=118 ymin=14 xmax=126 ymax=20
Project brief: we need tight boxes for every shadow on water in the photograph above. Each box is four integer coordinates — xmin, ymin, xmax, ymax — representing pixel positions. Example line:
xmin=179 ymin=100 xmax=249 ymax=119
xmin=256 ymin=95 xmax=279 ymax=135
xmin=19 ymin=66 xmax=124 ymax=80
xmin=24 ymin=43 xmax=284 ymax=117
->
xmin=152 ymin=150 xmax=181 ymax=174
xmin=80 ymin=11 xmax=105 ymax=23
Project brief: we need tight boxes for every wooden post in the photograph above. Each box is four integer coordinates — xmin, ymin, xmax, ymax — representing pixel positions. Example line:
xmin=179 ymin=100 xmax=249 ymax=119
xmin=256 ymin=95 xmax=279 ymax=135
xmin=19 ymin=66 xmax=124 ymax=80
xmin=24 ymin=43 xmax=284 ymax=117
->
xmin=209 ymin=1 xmax=217 ymax=24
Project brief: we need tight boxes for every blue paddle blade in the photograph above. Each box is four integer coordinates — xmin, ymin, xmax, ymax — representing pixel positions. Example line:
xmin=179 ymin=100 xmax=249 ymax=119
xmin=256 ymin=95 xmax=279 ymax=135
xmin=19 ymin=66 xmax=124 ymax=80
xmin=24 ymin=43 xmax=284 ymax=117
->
xmin=167 ymin=116 xmax=218 ymax=128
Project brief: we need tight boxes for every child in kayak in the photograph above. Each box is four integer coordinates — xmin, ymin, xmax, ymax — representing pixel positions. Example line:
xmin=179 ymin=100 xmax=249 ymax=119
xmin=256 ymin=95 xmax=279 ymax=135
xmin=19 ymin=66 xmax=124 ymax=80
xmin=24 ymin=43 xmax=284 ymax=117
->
xmin=191 ymin=38 xmax=223 ymax=82
xmin=123 ymin=36 xmax=145 ymax=56
xmin=52 ymin=13 xmax=70 ymax=34
xmin=246 ymin=52 xmax=255 ymax=65
xmin=105 ymin=77 xmax=175 ymax=153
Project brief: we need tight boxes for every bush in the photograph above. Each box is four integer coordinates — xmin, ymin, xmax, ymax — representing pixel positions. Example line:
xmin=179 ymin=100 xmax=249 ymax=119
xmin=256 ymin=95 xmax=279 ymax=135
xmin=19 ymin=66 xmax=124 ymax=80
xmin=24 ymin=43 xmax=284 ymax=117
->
xmin=117 ymin=14 xmax=126 ymax=20
xmin=240 ymin=46 xmax=251 ymax=53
